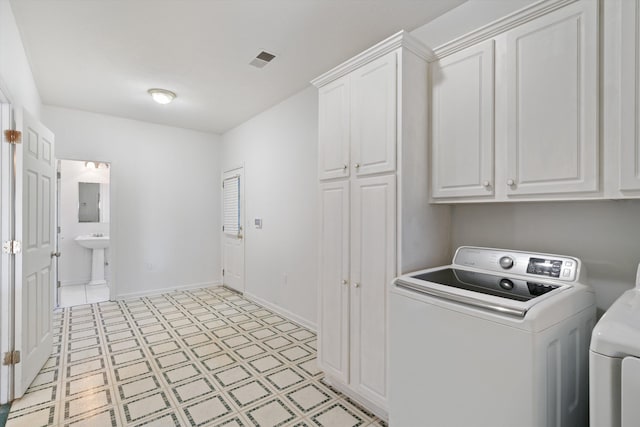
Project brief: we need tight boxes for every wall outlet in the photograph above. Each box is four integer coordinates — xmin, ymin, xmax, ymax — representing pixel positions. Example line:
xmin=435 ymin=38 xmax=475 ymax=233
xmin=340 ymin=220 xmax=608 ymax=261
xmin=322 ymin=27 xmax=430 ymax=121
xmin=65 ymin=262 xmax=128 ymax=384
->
xmin=254 ymin=218 xmax=262 ymax=229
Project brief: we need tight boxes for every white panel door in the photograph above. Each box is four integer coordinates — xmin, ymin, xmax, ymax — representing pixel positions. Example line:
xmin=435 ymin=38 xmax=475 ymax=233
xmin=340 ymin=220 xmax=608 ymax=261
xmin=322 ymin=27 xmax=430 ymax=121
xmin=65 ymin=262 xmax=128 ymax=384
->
xmin=351 ymin=51 xmax=397 ymax=177
xmin=318 ymin=180 xmax=350 ymax=383
xmin=318 ymin=76 xmax=350 ymax=181
xmin=14 ymin=108 xmax=55 ymax=398
xmin=505 ymin=0 xmax=598 ymax=196
xmin=432 ymin=40 xmax=495 ymax=199
xmin=222 ymin=167 xmax=245 ymax=293
xmin=620 ymin=0 xmax=640 ymax=192
xmin=350 ymin=174 xmax=395 ymax=408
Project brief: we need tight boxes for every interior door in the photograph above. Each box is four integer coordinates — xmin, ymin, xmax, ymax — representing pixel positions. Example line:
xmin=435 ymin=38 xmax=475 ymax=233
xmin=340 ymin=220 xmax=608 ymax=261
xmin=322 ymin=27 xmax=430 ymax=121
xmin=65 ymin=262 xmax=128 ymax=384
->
xmin=222 ymin=167 xmax=245 ymax=293
xmin=14 ymin=108 xmax=55 ymax=398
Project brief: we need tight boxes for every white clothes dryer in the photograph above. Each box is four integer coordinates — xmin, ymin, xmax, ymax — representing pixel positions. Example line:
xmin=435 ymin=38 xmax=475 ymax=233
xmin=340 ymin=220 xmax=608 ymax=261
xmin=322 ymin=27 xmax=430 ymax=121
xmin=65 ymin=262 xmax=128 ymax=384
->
xmin=590 ymin=264 xmax=640 ymax=427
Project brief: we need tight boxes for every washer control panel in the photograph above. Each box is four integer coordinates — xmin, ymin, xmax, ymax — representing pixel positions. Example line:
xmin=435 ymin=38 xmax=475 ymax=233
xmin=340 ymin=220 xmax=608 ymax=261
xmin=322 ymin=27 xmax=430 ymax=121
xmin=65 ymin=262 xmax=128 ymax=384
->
xmin=453 ymin=247 xmax=579 ymax=282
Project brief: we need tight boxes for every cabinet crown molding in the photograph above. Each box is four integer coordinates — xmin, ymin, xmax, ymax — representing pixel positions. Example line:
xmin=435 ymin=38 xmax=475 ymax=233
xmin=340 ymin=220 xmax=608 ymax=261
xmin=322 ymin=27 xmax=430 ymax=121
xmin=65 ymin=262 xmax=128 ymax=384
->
xmin=311 ymin=30 xmax=433 ymax=88
xmin=433 ymin=0 xmax=579 ymax=60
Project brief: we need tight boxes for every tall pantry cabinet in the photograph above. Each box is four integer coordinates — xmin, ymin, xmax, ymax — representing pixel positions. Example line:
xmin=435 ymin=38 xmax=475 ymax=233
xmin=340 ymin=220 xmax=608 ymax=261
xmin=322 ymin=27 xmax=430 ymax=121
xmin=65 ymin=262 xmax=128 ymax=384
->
xmin=311 ymin=31 xmax=450 ymax=418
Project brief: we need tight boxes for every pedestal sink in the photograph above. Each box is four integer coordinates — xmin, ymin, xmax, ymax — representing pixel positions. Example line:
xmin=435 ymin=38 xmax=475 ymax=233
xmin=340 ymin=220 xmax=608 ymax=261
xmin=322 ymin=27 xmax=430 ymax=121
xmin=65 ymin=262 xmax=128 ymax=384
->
xmin=75 ymin=234 xmax=109 ymax=285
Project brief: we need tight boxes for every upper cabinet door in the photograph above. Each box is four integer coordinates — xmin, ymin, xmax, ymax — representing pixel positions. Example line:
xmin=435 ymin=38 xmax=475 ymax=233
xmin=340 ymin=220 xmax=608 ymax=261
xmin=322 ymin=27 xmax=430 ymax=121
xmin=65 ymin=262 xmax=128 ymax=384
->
xmin=431 ymin=40 xmax=495 ymax=199
xmin=505 ymin=1 xmax=599 ymax=196
xmin=319 ymin=76 xmax=350 ymax=180
xmin=350 ymin=51 xmax=397 ymax=177
xmin=620 ymin=0 xmax=640 ymax=192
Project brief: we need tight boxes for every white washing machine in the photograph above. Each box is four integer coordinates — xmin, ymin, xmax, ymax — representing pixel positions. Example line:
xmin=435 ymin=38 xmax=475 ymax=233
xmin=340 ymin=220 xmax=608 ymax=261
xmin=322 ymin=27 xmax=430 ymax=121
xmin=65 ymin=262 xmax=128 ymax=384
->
xmin=389 ymin=246 xmax=596 ymax=427
xmin=589 ymin=264 xmax=640 ymax=427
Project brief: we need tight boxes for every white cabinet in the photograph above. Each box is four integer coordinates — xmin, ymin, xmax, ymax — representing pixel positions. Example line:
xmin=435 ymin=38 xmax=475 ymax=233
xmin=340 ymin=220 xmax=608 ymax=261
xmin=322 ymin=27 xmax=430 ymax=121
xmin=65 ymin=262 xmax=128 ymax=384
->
xmin=431 ymin=0 xmax=599 ymax=202
xmin=350 ymin=52 xmax=397 ymax=177
xmin=431 ymin=40 xmax=495 ymax=199
xmin=313 ymin=31 xmax=450 ymax=418
xmin=620 ymin=0 xmax=640 ymax=193
xmin=349 ymin=174 xmax=395 ymax=407
xmin=318 ymin=180 xmax=349 ymax=384
xmin=318 ymin=77 xmax=350 ymax=180
xmin=318 ymin=52 xmax=397 ymax=180
xmin=505 ymin=1 xmax=599 ymax=197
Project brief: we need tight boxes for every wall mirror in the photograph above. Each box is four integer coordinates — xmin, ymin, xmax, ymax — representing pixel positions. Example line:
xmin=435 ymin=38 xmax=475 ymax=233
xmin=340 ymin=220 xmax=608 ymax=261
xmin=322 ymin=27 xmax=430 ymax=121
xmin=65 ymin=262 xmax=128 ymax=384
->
xmin=78 ymin=182 xmax=109 ymax=223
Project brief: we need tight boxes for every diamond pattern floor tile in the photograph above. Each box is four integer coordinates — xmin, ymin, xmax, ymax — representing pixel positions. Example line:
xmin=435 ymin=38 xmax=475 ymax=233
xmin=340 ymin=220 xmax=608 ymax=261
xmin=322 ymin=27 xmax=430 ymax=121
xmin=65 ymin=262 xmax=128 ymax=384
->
xmin=7 ymin=286 xmax=387 ymax=426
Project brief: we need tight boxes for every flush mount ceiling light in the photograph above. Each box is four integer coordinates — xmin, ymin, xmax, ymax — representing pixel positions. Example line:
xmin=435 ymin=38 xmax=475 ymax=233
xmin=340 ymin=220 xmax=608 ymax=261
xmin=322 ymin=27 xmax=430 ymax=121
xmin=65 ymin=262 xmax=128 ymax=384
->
xmin=148 ymin=88 xmax=176 ymax=105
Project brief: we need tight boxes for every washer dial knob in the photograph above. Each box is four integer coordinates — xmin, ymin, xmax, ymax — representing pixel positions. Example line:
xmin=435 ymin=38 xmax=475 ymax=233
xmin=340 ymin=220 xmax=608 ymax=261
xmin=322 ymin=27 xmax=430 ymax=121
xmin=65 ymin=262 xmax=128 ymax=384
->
xmin=499 ymin=256 xmax=514 ymax=269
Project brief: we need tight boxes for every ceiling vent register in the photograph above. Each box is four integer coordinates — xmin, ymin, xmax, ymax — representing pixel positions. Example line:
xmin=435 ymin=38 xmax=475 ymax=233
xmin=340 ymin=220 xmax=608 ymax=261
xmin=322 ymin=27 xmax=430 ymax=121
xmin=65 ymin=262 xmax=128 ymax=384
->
xmin=250 ymin=51 xmax=276 ymax=68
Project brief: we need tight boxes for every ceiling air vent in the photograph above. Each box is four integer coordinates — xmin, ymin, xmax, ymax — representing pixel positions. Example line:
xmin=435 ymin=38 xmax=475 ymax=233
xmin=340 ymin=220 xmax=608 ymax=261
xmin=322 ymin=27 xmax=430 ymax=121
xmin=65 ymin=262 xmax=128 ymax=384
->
xmin=249 ymin=51 xmax=276 ymax=68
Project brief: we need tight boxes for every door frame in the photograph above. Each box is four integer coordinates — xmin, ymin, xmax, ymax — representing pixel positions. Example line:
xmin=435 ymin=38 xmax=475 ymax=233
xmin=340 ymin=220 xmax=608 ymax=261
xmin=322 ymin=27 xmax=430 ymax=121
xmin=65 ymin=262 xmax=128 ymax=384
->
xmin=0 ymin=104 xmax=15 ymax=404
xmin=221 ymin=164 xmax=245 ymax=293
xmin=55 ymin=157 xmax=115 ymax=304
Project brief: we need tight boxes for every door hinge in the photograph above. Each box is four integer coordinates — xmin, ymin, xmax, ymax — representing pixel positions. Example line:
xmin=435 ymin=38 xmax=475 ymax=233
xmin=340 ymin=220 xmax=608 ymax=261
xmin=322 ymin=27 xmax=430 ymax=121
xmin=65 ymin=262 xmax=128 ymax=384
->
xmin=222 ymin=269 xmax=225 ymax=276
xmin=57 ymin=280 xmax=61 ymax=288
xmin=57 ymin=226 xmax=61 ymax=234
xmin=2 ymin=240 xmax=21 ymax=254
xmin=222 ymin=225 xmax=225 ymax=232
xmin=4 ymin=130 xmax=22 ymax=144
xmin=3 ymin=351 xmax=20 ymax=365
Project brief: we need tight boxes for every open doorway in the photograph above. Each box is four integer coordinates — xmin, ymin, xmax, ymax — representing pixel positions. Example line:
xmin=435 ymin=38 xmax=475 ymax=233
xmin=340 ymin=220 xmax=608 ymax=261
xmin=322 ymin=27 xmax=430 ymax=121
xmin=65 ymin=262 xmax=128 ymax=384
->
xmin=56 ymin=159 xmax=111 ymax=307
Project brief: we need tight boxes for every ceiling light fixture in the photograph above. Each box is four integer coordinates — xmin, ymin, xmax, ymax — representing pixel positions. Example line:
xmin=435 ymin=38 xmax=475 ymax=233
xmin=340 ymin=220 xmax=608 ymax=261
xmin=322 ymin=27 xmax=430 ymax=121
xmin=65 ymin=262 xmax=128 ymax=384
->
xmin=148 ymin=88 xmax=176 ymax=105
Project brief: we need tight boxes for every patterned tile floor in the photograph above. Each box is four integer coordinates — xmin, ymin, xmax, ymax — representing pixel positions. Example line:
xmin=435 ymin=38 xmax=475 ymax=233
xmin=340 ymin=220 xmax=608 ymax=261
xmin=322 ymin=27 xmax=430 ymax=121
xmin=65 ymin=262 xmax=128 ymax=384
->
xmin=6 ymin=287 xmax=387 ymax=427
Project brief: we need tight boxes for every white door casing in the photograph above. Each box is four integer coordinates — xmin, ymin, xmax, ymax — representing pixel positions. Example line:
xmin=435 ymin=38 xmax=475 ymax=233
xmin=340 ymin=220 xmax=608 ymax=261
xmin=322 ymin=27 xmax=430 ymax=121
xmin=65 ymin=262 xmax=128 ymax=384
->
xmin=318 ymin=180 xmax=350 ymax=384
xmin=222 ymin=167 xmax=245 ymax=293
xmin=0 ymin=104 xmax=13 ymax=404
xmin=14 ymin=108 xmax=55 ymax=398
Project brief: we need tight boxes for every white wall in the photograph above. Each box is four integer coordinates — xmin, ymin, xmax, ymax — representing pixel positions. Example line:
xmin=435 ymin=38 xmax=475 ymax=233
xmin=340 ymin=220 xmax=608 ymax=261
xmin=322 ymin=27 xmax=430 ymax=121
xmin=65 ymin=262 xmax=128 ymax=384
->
xmin=412 ymin=0 xmax=640 ymax=313
xmin=58 ymin=159 xmax=110 ymax=286
xmin=221 ymin=87 xmax=318 ymax=328
xmin=44 ymin=106 xmax=222 ymax=299
xmin=411 ymin=0 xmax=538 ymax=48
xmin=0 ymin=0 xmax=41 ymax=115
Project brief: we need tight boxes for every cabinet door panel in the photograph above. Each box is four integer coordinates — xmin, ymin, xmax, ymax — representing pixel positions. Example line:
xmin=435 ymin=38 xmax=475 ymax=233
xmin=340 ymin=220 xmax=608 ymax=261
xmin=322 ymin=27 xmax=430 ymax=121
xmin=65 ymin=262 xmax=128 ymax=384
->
xmin=432 ymin=40 xmax=495 ymax=198
xmin=351 ymin=52 xmax=397 ymax=176
xmin=319 ymin=77 xmax=350 ymax=180
xmin=350 ymin=174 xmax=395 ymax=407
xmin=506 ymin=1 xmax=598 ymax=196
xmin=318 ymin=181 xmax=350 ymax=383
xmin=620 ymin=0 xmax=640 ymax=191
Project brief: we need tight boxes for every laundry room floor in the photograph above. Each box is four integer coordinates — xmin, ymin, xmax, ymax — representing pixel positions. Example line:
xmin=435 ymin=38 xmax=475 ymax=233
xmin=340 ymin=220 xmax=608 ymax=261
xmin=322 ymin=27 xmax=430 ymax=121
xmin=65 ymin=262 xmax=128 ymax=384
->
xmin=5 ymin=286 xmax=385 ymax=427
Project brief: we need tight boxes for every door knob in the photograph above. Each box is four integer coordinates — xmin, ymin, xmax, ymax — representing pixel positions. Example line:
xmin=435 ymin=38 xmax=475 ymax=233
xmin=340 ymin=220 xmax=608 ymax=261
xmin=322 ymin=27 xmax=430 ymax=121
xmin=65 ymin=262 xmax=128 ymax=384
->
xmin=354 ymin=282 xmax=360 ymax=288
xmin=507 ymin=179 xmax=515 ymax=186
xmin=482 ymin=181 xmax=491 ymax=188
xmin=343 ymin=164 xmax=348 ymax=170
xmin=50 ymin=251 xmax=61 ymax=258
xmin=341 ymin=279 xmax=348 ymax=285
xmin=354 ymin=163 xmax=360 ymax=169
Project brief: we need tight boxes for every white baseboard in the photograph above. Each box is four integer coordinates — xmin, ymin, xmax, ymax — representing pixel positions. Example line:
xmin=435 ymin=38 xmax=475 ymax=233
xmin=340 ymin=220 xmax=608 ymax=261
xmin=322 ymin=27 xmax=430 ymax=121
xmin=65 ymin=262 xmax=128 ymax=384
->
xmin=60 ymin=279 xmax=89 ymax=287
xmin=244 ymin=292 xmax=317 ymax=332
xmin=116 ymin=281 xmax=221 ymax=301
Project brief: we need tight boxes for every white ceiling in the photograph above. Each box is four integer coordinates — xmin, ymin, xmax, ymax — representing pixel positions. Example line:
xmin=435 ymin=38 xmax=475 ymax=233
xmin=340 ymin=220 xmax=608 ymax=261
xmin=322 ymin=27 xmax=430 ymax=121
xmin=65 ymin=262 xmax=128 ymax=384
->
xmin=10 ymin=0 xmax=465 ymax=134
